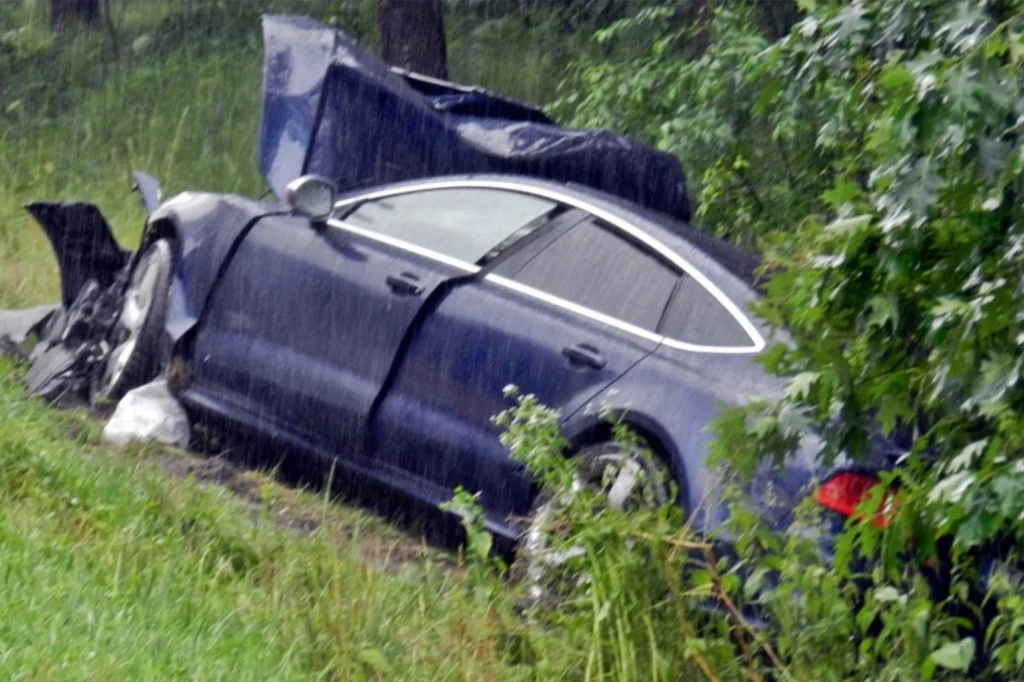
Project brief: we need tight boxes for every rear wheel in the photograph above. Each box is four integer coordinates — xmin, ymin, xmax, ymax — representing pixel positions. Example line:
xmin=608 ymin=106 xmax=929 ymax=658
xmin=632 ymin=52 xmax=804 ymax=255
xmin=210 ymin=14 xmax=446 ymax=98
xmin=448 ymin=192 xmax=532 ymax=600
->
xmin=511 ymin=441 xmax=672 ymax=604
xmin=91 ymin=239 xmax=174 ymax=405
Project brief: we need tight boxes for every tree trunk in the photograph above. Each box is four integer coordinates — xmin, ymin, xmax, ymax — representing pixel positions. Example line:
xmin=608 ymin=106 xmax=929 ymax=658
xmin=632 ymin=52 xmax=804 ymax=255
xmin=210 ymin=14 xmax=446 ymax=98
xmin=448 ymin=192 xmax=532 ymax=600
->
xmin=51 ymin=0 xmax=101 ymax=30
xmin=377 ymin=0 xmax=448 ymax=80
xmin=671 ymin=0 xmax=712 ymax=59
xmin=757 ymin=0 xmax=803 ymax=41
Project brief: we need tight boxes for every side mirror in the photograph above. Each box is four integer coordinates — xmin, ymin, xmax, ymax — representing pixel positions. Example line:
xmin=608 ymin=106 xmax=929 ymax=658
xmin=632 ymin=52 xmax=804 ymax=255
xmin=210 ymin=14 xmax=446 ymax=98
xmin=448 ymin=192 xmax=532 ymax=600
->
xmin=285 ymin=175 xmax=337 ymax=222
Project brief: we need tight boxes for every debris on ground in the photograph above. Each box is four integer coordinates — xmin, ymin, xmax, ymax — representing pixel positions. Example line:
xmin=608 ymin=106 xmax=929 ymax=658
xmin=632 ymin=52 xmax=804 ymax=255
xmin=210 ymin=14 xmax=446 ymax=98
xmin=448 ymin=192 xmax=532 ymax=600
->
xmin=0 ymin=199 xmax=136 ymax=403
xmin=102 ymin=378 xmax=190 ymax=448
xmin=0 ymin=304 xmax=59 ymax=354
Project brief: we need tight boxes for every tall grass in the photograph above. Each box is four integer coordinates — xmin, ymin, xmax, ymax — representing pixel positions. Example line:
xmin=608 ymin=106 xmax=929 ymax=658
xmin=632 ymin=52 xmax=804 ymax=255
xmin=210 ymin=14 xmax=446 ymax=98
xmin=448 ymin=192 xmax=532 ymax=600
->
xmin=0 ymin=0 xmax=604 ymax=309
xmin=0 ymin=18 xmax=266 ymax=307
xmin=0 ymin=359 xmax=572 ymax=680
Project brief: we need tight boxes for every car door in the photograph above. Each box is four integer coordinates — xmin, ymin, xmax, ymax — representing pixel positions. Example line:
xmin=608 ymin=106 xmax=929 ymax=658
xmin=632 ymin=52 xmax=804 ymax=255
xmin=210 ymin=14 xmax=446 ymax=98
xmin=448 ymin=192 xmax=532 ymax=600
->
xmin=191 ymin=188 xmax=559 ymax=461
xmin=371 ymin=213 xmax=682 ymax=525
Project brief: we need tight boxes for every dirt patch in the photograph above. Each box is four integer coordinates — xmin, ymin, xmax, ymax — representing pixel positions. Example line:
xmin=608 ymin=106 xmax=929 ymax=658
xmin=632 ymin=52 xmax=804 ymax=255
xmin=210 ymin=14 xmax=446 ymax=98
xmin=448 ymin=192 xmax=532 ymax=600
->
xmin=157 ymin=450 xmax=457 ymax=574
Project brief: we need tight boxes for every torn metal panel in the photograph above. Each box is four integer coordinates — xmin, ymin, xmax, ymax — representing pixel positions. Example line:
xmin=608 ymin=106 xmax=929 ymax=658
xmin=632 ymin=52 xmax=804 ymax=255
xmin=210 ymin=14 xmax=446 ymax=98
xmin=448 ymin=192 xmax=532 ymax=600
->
xmin=132 ymin=170 xmax=163 ymax=215
xmin=258 ymin=15 xmax=692 ymax=223
xmin=0 ymin=304 xmax=59 ymax=354
xmin=16 ymin=276 xmax=128 ymax=403
xmin=24 ymin=202 xmax=129 ymax=307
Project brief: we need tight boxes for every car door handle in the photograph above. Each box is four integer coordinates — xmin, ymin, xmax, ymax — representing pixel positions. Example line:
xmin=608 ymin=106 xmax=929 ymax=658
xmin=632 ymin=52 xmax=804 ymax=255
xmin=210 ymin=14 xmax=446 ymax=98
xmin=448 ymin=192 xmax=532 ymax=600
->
xmin=386 ymin=272 xmax=424 ymax=296
xmin=562 ymin=343 xmax=606 ymax=370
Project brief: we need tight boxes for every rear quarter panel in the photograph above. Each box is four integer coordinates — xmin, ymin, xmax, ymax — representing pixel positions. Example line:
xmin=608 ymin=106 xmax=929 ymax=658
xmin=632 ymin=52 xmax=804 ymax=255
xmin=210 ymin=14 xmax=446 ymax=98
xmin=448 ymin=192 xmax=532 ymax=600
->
xmin=563 ymin=347 xmax=812 ymax=536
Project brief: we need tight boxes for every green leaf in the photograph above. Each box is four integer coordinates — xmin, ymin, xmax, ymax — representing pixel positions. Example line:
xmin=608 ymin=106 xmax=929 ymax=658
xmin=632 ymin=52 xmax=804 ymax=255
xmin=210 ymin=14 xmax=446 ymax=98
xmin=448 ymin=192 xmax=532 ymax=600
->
xmin=821 ymin=181 xmax=862 ymax=208
xmin=824 ymin=214 xmax=872 ymax=236
xmin=930 ymin=637 xmax=976 ymax=671
xmin=743 ymin=566 xmax=771 ymax=599
xmin=956 ymin=511 xmax=998 ymax=548
xmin=874 ymin=585 xmax=904 ymax=603
xmin=877 ymin=393 xmax=911 ymax=435
xmin=877 ymin=64 xmax=914 ymax=93
xmin=992 ymin=474 xmax=1024 ymax=518
xmin=964 ymin=353 xmax=1021 ymax=409
xmin=785 ymin=371 xmax=820 ymax=400
xmin=474 ymin=530 xmax=493 ymax=563
xmin=895 ymin=156 xmax=943 ymax=219
xmin=829 ymin=4 xmax=867 ymax=44
xmin=1010 ymin=32 xmax=1024 ymax=64
xmin=946 ymin=439 xmax=987 ymax=473
xmin=865 ymin=295 xmax=899 ymax=332
xmin=944 ymin=66 xmax=980 ymax=114
xmin=983 ymin=31 xmax=1009 ymax=59
xmin=928 ymin=471 xmax=974 ymax=504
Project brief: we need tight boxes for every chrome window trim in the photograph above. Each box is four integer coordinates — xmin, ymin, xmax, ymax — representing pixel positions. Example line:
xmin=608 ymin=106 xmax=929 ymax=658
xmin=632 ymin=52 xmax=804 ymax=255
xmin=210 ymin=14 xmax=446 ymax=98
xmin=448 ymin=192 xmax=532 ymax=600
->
xmin=326 ymin=218 xmax=481 ymax=274
xmin=486 ymin=276 xmax=760 ymax=354
xmin=485 ymin=275 xmax=665 ymax=344
xmin=330 ymin=179 xmax=766 ymax=354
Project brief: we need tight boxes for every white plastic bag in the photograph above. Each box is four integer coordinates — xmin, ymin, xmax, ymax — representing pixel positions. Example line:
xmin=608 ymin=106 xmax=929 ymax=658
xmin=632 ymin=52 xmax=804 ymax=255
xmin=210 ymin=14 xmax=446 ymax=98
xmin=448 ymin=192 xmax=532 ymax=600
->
xmin=102 ymin=379 xmax=190 ymax=448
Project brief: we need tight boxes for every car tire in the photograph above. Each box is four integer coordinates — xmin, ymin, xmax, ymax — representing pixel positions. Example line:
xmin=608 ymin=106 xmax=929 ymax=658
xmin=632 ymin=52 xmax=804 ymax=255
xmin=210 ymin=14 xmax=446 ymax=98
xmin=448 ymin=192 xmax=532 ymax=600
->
xmin=510 ymin=441 xmax=672 ymax=606
xmin=91 ymin=239 xmax=174 ymax=405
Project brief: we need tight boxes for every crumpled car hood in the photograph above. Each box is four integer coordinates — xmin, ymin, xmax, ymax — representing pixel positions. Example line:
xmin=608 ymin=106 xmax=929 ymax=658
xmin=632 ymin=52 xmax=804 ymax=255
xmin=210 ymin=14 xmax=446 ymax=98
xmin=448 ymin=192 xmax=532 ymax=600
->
xmin=257 ymin=15 xmax=692 ymax=222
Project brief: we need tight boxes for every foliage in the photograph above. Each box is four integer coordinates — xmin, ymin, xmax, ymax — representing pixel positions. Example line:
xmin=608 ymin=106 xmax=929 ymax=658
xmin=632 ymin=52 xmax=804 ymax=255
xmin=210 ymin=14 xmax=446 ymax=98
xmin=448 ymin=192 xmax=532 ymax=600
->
xmin=477 ymin=388 xmax=1010 ymax=679
xmin=559 ymin=0 xmax=1024 ymax=677
xmin=554 ymin=2 xmax=824 ymax=249
xmin=712 ymin=0 xmax=1024 ymax=665
xmin=492 ymin=388 xmax=742 ymax=681
xmin=720 ymin=0 xmax=1024 ymax=677
xmin=440 ymin=486 xmax=499 ymax=578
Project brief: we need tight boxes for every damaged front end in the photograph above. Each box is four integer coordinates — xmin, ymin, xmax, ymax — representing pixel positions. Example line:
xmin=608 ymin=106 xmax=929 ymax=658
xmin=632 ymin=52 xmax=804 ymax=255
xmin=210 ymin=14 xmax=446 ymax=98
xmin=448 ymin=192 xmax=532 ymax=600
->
xmin=0 ymin=173 xmax=159 ymax=403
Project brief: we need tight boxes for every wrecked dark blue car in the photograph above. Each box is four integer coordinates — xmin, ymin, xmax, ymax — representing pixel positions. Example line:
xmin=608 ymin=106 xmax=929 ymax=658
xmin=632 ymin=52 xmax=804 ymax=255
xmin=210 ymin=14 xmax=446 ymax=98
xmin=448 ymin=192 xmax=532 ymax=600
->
xmin=6 ymin=16 xmax=859 ymax=577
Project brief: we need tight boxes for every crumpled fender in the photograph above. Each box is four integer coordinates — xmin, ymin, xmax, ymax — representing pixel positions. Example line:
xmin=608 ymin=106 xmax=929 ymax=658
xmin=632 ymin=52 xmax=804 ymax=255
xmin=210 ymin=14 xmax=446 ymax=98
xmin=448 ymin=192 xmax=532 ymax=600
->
xmin=24 ymin=202 xmax=129 ymax=307
xmin=145 ymin=192 xmax=288 ymax=346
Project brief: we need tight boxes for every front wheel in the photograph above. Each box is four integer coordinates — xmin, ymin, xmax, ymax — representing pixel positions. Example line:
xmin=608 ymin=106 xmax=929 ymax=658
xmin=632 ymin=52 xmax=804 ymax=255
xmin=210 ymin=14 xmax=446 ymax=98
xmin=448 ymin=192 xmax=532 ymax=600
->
xmin=510 ymin=442 xmax=673 ymax=605
xmin=91 ymin=239 xmax=174 ymax=405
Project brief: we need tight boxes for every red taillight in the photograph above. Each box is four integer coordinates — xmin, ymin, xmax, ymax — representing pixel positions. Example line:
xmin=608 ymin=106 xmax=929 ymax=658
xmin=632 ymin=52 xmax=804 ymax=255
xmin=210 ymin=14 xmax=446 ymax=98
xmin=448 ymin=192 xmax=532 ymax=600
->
xmin=816 ymin=471 xmax=892 ymax=527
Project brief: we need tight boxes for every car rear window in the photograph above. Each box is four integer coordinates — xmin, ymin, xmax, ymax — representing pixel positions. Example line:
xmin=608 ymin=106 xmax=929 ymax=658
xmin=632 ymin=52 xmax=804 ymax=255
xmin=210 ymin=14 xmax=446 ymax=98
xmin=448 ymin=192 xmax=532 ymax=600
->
xmin=343 ymin=188 xmax=557 ymax=264
xmin=658 ymin=276 xmax=753 ymax=347
xmin=510 ymin=219 xmax=678 ymax=332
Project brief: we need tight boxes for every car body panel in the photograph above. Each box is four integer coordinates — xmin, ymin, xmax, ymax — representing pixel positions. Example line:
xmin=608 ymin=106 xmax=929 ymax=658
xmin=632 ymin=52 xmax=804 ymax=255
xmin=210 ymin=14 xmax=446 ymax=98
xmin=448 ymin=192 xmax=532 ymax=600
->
xmin=370 ymin=273 xmax=660 ymax=525
xmin=571 ymin=347 xmax=817 ymax=535
xmin=146 ymin=192 xmax=287 ymax=345
xmin=151 ymin=174 xmax=799 ymax=540
xmin=190 ymin=211 xmax=476 ymax=459
xmin=258 ymin=15 xmax=691 ymax=222
xmin=24 ymin=202 xmax=129 ymax=307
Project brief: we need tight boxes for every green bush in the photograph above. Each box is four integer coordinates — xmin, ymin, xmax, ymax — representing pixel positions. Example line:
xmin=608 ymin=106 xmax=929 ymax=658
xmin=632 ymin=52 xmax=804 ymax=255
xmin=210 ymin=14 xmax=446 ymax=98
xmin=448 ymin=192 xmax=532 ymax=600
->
xmin=554 ymin=3 xmax=822 ymax=249
xmin=474 ymin=386 xmax=1019 ymax=679
xmin=544 ymin=0 xmax=1024 ymax=677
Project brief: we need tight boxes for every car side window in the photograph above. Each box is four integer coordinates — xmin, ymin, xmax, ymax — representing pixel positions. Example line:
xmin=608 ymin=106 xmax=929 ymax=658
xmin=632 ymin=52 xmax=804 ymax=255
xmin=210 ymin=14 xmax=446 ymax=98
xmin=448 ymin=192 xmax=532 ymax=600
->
xmin=509 ymin=218 xmax=678 ymax=332
xmin=341 ymin=188 xmax=557 ymax=264
xmin=658 ymin=276 xmax=754 ymax=348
